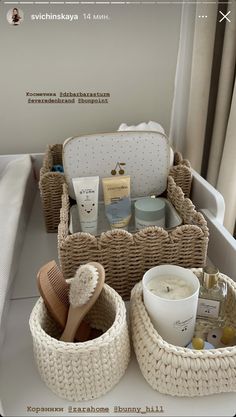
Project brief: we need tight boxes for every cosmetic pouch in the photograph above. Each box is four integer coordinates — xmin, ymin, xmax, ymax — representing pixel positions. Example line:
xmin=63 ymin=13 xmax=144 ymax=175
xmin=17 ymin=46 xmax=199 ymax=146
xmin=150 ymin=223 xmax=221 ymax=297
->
xmin=62 ymin=131 xmax=170 ymax=200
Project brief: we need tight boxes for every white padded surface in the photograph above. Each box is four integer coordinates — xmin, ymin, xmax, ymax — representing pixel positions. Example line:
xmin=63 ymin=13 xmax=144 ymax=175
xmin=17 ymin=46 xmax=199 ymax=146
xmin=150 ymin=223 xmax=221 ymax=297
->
xmin=0 ymin=155 xmax=33 ymax=336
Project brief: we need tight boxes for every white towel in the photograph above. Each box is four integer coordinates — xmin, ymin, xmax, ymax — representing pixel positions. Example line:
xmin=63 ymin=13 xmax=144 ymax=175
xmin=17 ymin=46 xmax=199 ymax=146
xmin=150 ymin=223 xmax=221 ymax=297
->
xmin=118 ymin=120 xmax=165 ymax=134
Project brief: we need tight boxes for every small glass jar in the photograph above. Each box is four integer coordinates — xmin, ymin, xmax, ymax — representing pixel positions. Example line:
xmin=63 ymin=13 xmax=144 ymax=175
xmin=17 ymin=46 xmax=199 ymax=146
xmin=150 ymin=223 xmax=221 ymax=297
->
xmin=134 ymin=197 xmax=165 ymax=231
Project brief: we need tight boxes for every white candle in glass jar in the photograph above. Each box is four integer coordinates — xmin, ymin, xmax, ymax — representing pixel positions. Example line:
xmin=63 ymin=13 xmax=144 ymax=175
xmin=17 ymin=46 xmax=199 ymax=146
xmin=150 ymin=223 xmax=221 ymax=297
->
xmin=147 ymin=276 xmax=194 ymax=300
xmin=142 ymin=265 xmax=200 ymax=347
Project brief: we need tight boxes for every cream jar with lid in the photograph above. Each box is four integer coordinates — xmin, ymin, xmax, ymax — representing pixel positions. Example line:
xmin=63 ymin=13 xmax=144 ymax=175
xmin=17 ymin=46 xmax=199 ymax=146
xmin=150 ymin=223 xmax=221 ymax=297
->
xmin=134 ymin=197 xmax=165 ymax=230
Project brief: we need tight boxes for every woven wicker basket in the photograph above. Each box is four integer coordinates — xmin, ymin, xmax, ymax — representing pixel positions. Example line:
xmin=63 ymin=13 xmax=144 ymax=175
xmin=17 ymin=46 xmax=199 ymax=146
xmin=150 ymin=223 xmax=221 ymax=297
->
xmin=39 ymin=146 xmax=192 ymax=233
xmin=170 ymin=152 xmax=192 ymax=198
xmin=58 ymin=176 xmax=209 ymax=300
xmin=130 ymin=272 xmax=236 ymax=397
xmin=39 ymin=144 xmax=66 ymax=232
xmin=29 ymin=283 xmax=130 ymax=401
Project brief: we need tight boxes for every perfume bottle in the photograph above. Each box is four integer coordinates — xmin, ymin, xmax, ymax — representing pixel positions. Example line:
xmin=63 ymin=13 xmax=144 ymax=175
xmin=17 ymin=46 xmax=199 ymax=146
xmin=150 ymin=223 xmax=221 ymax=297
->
xmin=197 ymin=266 xmax=227 ymax=326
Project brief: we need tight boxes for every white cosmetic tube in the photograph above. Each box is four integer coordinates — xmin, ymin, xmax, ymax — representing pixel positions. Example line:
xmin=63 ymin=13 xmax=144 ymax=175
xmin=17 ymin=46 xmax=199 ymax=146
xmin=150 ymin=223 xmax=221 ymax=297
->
xmin=72 ymin=176 xmax=99 ymax=235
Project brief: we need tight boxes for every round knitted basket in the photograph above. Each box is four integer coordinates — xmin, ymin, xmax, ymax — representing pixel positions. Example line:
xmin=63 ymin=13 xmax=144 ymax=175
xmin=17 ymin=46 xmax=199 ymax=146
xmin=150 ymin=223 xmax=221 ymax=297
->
xmin=130 ymin=273 xmax=236 ymax=397
xmin=29 ymin=284 xmax=130 ymax=401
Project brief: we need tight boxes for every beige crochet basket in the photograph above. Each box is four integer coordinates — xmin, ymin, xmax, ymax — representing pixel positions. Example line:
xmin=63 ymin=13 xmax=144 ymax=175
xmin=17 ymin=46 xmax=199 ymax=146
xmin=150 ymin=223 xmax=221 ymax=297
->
xmin=130 ymin=272 xmax=236 ymax=397
xmin=29 ymin=283 xmax=130 ymax=401
xmin=58 ymin=176 xmax=209 ymax=300
xmin=39 ymin=144 xmax=66 ymax=232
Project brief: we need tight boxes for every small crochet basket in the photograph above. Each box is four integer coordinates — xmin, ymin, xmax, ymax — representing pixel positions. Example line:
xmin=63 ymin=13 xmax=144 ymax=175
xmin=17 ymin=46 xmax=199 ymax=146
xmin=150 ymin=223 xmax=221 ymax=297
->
xmin=130 ymin=272 xmax=236 ymax=397
xmin=29 ymin=283 xmax=130 ymax=401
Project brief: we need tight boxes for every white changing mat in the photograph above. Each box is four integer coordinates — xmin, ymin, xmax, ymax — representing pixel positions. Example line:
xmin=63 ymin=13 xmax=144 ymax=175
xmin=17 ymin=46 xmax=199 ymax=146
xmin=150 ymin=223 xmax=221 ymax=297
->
xmin=0 ymin=155 xmax=34 ymax=345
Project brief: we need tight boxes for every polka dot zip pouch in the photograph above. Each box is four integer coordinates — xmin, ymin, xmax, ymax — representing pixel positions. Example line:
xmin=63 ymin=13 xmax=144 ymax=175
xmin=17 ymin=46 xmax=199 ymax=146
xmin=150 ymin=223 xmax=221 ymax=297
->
xmin=63 ymin=131 xmax=170 ymax=200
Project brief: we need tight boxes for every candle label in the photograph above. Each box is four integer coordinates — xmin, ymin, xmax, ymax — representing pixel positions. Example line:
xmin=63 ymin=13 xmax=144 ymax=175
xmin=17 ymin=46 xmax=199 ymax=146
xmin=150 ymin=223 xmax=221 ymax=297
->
xmin=173 ymin=316 xmax=194 ymax=332
xmin=197 ymin=298 xmax=220 ymax=319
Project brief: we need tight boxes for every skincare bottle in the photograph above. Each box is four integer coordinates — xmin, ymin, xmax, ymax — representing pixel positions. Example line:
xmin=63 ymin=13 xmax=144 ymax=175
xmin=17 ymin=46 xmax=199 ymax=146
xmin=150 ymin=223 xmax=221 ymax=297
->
xmin=197 ymin=266 xmax=227 ymax=326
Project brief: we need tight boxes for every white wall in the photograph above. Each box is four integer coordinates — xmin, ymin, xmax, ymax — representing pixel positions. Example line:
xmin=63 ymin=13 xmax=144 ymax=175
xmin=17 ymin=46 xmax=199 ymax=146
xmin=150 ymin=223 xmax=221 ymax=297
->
xmin=0 ymin=4 xmax=182 ymax=154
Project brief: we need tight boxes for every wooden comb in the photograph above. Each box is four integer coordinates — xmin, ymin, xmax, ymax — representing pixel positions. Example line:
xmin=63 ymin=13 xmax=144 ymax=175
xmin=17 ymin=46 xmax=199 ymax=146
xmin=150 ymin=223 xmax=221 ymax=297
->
xmin=37 ymin=260 xmax=91 ymax=342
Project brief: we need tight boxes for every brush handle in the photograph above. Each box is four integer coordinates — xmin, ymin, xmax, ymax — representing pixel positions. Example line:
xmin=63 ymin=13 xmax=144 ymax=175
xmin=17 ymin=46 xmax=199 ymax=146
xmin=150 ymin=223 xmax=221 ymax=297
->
xmin=60 ymin=261 xmax=105 ymax=343
xmin=75 ymin=321 xmax=91 ymax=342
xmin=60 ymin=304 xmax=88 ymax=342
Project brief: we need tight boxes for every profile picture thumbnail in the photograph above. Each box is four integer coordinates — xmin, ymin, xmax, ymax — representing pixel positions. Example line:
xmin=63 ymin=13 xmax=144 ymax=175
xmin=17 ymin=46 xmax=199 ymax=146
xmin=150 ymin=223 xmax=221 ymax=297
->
xmin=7 ymin=8 xmax=24 ymax=25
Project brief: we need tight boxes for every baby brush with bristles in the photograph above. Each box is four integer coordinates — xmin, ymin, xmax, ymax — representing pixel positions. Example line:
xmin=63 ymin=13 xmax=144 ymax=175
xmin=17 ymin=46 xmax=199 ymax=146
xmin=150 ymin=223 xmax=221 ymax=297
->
xmin=37 ymin=260 xmax=91 ymax=342
xmin=60 ymin=261 xmax=105 ymax=343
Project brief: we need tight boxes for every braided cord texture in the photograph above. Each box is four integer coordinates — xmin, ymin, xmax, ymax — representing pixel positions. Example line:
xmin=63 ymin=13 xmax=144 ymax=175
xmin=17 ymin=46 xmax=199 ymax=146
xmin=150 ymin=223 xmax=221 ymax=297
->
xmin=130 ymin=273 xmax=236 ymax=397
xmin=29 ymin=284 xmax=130 ymax=401
xmin=58 ymin=177 xmax=208 ymax=300
xmin=39 ymin=144 xmax=66 ymax=233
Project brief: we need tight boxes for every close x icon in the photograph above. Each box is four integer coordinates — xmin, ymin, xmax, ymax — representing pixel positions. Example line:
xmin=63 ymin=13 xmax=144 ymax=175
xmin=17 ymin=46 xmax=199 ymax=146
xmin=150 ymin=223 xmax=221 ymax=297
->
xmin=219 ymin=10 xmax=231 ymax=23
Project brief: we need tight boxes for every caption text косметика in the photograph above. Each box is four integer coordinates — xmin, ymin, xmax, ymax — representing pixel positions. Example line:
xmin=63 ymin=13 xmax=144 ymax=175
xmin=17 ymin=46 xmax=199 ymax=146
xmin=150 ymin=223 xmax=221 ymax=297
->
xmin=26 ymin=91 xmax=110 ymax=104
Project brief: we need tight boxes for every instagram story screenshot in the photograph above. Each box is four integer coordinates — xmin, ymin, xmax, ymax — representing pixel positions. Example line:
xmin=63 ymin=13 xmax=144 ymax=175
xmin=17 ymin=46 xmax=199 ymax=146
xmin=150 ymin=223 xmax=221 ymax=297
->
xmin=0 ymin=0 xmax=236 ymax=416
